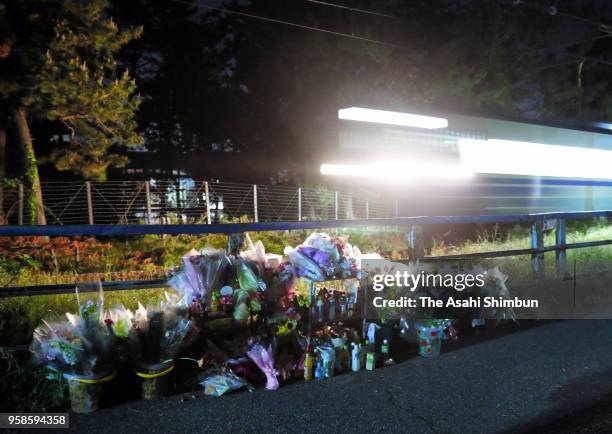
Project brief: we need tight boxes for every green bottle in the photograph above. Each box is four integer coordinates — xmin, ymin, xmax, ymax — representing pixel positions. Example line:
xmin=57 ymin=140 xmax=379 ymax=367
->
xmin=381 ymin=339 xmax=389 ymax=358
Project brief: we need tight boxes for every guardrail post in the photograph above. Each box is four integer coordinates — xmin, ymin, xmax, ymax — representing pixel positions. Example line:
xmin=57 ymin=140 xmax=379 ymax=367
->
xmin=145 ymin=181 xmax=152 ymax=224
xmin=556 ymin=218 xmax=567 ymax=277
xmin=531 ymin=219 xmax=544 ymax=275
xmin=85 ymin=181 xmax=94 ymax=224
xmin=253 ymin=184 xmax=258 ymax=222
xmin=407 ymin=225 xmax=423 ymax=262
xmin=204 ymin=181 xmax=211 ymax=224
xmin=365 ymin=199 xmax=369 ymax=219
xmin=18 ymin=183 xmax=24 ymax=225
xmin=297 ymin=187 xmax=302 ymax=221
xmin=334 ymin=191 xmax=339 ymax=220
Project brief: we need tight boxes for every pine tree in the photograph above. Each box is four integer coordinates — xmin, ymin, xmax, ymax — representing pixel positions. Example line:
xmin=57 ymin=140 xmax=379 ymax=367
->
xmin=0 ymin=0 xmax=142 ymax=224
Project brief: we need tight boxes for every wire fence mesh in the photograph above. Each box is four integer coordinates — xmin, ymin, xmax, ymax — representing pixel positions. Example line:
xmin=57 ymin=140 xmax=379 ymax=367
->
xmin=1 ymin=180 xmax=398 ymax=225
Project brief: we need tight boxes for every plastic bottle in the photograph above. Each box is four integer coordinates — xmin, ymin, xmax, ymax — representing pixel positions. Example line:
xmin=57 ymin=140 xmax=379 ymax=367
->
xmin=351 ymin=343 xmax=361 ymax=372
xmin=339 ymin=293 xmax=348 ymax=318
xmin=210 ymin=291 xmax=220 ymax=313
xmin=304 ymin=352 xmax=313 ymax=381
xmin=310 ymin=302 xmax=317 ymax=323
xmin=328 ymin=297 xmax=336 ymax=321
xmin=315 ymin=357 xmax=324 ymax=380
xmin=347 ymin=302 xmax=354 ymax=318
xmin=341 ymin=344 xmax=350 ymax=371
xmin=366 ymin=343 xmax=376 ymax=371
xmin=399 ymin=317 xmax=409 ymax=341
xmin=360 ymin=341 xmax=368 ymax=367
xmin=323 ymin=357 xmax=334 ymax=378
xmin=316 ymin=296 xmax=324 ymax=323
xmin=381 ymin=339 xmax=390 ymax=359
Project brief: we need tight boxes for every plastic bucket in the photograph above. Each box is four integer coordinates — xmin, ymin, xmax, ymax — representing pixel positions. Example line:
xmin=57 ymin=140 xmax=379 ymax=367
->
xmin=64 ymin=371 xmax=115 ymax=413
xmin=416 ymin=325 xmax=442 ymax=357
xmin=135 ymin=361 xmax=174 ymax=400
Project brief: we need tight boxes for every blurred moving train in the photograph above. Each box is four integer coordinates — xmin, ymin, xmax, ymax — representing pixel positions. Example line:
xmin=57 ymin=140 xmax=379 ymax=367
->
xmin=322 ymin=107 xmax=612 ymax=216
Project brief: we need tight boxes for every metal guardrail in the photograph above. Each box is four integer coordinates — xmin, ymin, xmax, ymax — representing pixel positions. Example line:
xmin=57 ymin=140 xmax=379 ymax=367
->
xmin=1 ymin=210 xmax=611 ymax=298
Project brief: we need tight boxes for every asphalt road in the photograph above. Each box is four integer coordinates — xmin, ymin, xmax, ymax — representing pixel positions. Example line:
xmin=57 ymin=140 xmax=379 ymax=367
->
xmin=67 ymin=320 xmax=612 ymax=434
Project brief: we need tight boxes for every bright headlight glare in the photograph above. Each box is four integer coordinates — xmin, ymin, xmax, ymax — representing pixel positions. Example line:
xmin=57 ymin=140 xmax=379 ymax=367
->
xmin=320 ymin=162 xmax=473 ymax=181
xmin=338 ymin=107 xmax=448 ymax=129
xmin=458 ymin=138 xmax=612 ymax=180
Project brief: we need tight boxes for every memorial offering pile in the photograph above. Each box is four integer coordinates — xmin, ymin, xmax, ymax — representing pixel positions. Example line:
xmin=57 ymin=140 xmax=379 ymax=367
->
xmin=27 ymin=232 xmax=518 ymax=413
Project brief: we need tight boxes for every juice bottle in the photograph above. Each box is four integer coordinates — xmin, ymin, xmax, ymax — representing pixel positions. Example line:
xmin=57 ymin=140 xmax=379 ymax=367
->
xmin=210 ymin=291 xmax=220 ymax=313
xmin=304 ymin=352 xmax=313 ymax=381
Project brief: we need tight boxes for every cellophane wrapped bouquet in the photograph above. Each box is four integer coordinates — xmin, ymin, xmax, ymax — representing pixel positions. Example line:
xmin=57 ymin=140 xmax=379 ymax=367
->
xmin=232 ymin=258 xmax=266 ymax=321
xmin=246 ymin=341 xmax=278 ymax=390
xmin=168 ymin=248 xmax=230 ymax=309
xmin=128 ymin=302 xmax=194 ymax=366
xmin=283 ymin=233 xmax=363 ymax=281
xmin=31 ymin=298 xmax=117 ymax=377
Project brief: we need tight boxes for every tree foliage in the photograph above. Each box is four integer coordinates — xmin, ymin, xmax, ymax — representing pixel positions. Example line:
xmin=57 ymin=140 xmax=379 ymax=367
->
xmin=0 ymin=0 xmax=142 ymax=180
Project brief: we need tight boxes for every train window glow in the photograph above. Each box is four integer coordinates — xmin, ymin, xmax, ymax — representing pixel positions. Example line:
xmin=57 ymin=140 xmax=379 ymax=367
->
xmin=338 ymin=107 xmax=448 ymax=129
xmin=458 ymin=138 xmax=612 ymax=180
xmin=320 ymin=162 xmax=473 ymax=181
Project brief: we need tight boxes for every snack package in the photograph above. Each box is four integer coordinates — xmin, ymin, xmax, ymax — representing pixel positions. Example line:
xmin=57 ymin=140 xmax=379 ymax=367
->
xmin=200 ymin=371 xmax=248 ymax=397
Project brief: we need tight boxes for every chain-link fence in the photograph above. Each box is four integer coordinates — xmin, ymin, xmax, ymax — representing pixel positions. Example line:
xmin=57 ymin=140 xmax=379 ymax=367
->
xmin=0 ymin=180 xmax=399 ymax=225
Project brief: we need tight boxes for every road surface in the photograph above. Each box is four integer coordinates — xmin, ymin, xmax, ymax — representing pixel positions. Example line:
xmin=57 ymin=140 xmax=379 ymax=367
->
xmin=69 ymin=320 xmax=612 ymax=433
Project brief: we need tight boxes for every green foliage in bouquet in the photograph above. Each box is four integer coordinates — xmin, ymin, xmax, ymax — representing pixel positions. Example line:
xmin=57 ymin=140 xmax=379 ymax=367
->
xmin=30 ymin=295 xmax=118 ymax=377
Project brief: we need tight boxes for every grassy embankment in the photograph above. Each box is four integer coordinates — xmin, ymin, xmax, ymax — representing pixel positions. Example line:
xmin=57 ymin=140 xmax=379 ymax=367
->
xmin=1 ymin=219 xmax=611 ymax=345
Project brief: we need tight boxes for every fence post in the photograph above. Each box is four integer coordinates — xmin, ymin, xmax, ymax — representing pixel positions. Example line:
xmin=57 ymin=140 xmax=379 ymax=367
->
xmin=334 ymin=191 xmax=339 ymax=220
xmin=85 ymin=181 xmax=94 ymax=224
xmin=145 ymin=181 xmax=152 ymax=224
xmin=297 ymin=187 xmax=302 ymax=222
xmin=531 ymin=219 xmax=544 ymax=275
xmin=556 ymin=218 xmax=567 ymax=277
xmin=365 ymin=199 xmax=369 ymax=219
xmin=204 ymin=181 xmax=211 ymax=224
xmin=395 ymin=199 xmax=399 ymax=217
xmin=253 ymin=184 xmax=258 ymax=222
xmin=18 ymin=183 xmax=24 ymax=225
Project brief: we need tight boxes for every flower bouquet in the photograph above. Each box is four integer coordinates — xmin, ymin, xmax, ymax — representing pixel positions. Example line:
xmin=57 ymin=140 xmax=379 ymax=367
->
xmin=241 ymin=233 xmax=283 ymax=271
xmin=168 ymin=248 xmax=230 ymax=318
xmin=128 ymin=302 xmax=194 ymax=399
xmin=246 ymin=342 xmax=279 ymax=390
xmin=232 ymin=259 xmax=265 ymax=322
xmin=283 ymin=233 xmax=363 ymax=281
xmin=31 ymin=299 xmax=117 ymax=413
